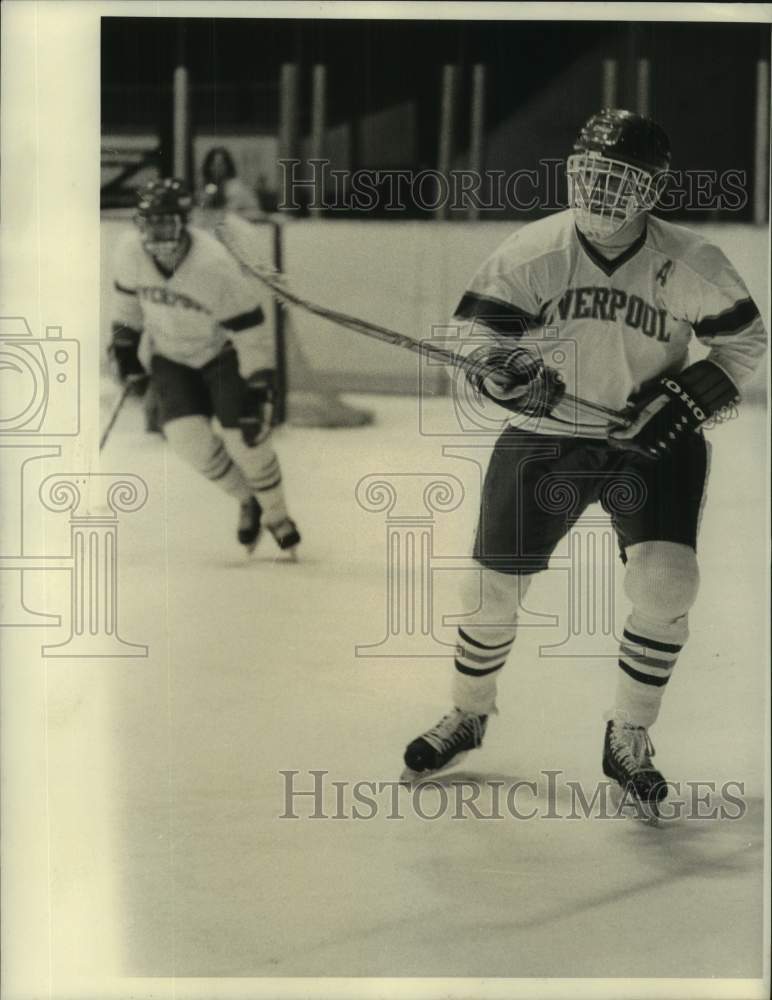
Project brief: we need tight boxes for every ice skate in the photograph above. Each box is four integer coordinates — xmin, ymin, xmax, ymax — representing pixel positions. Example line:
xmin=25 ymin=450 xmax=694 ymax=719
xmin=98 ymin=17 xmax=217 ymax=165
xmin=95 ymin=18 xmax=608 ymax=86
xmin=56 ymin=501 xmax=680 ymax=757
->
xmin=237 ymin=496 xmax=263 ymax=553
xmin=401 ymin=708 xmax=488 ymax=783
xmin=603 ymin=717 xmax=667 ymax=825
xmin=268 ymin=517 xmax=301 ymax=559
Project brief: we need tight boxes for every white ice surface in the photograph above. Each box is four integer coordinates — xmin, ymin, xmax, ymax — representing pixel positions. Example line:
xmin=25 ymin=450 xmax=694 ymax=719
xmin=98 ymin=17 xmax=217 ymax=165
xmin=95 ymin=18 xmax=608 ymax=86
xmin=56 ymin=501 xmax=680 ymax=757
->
xmin=45 ymin=394 xmax=768 ymax=983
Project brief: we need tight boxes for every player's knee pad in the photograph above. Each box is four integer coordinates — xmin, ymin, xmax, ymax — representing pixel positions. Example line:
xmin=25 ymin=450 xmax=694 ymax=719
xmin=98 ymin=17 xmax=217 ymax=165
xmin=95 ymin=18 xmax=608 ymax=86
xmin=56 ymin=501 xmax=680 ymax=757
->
xmin=457 ymin=566 xmax=536 ymax=645
xmin=164 ymin=416 xmax=232 ymax=481
xmin=624 ymin=541 xmax=699 ymax=623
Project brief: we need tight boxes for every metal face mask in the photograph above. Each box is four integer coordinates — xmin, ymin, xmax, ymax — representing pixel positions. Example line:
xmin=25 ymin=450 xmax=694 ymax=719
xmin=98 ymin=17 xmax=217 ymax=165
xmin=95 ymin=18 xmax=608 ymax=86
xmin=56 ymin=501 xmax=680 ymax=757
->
xmin=567 ymin=151 xmax=660 ymax=240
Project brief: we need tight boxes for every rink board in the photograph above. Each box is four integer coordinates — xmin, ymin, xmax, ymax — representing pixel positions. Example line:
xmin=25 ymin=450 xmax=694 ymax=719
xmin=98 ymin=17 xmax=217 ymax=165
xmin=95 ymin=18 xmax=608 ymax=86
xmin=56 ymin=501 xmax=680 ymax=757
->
xmin=100 ymin=217 xmax=769 ymax=399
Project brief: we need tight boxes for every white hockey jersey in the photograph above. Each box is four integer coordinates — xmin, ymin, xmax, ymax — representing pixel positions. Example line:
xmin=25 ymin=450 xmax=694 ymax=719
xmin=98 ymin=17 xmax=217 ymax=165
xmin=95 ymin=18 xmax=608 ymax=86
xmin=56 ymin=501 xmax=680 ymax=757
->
xmin=112 ymin=225 xmax=274 ymax=374
xmin=453 ymin=209 xmax=766 ymax=436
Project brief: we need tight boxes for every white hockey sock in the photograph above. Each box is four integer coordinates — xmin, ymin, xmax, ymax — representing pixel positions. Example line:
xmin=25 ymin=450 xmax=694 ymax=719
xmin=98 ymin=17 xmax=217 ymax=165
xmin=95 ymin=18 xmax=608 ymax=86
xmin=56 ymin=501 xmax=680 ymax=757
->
xmin=164 ymin=416 xmax=252 ymax=501
xmin=221 ymin=432 xmax=290 ymax=526
xmin=250 ymin=450 xmax=288 ymax=526
xmin=452 ymin=626 xmax=515 ymax=715
xmin=197 ymin=437 xmax=253 ymax=502
xmin=214 ymin=461 xmax=253 ymax=502
xmin=613 ymin=611 xmax=687 ymax=728
xmin=450 ymin=569 xmax=533 ymax=715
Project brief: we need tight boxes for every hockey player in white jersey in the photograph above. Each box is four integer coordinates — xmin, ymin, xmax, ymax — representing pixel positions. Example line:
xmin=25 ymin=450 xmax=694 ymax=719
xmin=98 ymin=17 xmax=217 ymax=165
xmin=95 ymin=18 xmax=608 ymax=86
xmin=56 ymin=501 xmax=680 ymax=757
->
xmin=402 ymin=110 xmax=766 ymax=816
xmin=110 ymin=178 xmax=300 ymax=555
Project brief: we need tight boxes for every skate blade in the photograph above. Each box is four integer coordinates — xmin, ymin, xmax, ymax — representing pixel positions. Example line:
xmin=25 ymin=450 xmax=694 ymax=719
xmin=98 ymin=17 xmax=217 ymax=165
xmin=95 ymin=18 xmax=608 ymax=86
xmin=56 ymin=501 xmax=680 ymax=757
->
xmin=241 ymin=535 xmax=264 ymax=557
xmin=400 ymin=751 xmax=469 ymax=786
xmin=270 ymin=546 xmax=299 ymax=563
xmin=608 ymin=781 xmax=661 ymax=827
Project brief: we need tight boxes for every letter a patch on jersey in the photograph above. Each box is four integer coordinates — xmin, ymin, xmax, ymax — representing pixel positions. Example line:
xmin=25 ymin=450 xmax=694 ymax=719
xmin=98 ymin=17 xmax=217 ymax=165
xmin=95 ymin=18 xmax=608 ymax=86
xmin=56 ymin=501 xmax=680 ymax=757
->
xmin=656 ymin=260 xmax=674 ymax=287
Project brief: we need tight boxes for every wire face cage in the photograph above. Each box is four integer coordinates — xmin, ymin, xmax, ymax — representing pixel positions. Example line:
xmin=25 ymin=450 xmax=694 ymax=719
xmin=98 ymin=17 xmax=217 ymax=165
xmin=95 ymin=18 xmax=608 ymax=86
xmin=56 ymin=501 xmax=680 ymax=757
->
xmin=567 ymin=151 xmax=664 ymax=240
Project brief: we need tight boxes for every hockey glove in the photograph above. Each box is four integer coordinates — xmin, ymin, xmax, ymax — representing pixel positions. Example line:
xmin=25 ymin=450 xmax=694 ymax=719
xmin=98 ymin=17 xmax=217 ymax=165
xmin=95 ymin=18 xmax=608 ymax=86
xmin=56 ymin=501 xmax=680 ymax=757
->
xmin=608 ymin=359 xmax=739 ymax=459
xmin=239 ymin=369 xmax=276 ymax=446
xmin=467 ymin=346 xmax=565 ymax=416
xmin=110 ymin=324 xmax=148 ymax=396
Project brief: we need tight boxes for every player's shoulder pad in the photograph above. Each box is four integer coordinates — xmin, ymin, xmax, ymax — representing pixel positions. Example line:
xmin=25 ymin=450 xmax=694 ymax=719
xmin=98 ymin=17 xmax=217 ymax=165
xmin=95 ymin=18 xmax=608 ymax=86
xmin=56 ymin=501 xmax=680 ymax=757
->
xmin=188 ymin=224 xmax=232 ymax=261
xmin=646 ymin=216 xmax=737 ymax=287
xmin=488 ymin=209 xmax=575 ymax=271
xmin=189 ymin=226 xmax=246 ymax=284
xmin=112 ymin=227 xmax=144 ymax=283
xmin=113 ymin=226 xmax=144 ymax=259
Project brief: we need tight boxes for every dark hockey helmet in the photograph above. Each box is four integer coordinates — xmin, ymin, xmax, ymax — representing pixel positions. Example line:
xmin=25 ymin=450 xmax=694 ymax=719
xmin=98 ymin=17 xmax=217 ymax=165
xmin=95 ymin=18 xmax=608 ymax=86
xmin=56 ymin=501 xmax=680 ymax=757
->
xmin=567 ymin=109 xmax=671 ymax=240
xmin=573 ymin=109 xmax=671 ymax=172
xmin=135 ymin=178 xmax=193 ymax=254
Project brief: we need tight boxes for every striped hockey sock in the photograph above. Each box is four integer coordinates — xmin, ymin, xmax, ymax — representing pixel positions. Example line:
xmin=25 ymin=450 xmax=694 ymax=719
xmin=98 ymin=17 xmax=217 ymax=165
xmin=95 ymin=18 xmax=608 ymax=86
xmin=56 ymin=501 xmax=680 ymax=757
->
xmin=248 ymin=449 xmax=289 ymax=526
xmin=613 ymin=612 xmax=686 ymax=728
xmin=204 ymin=439 xmax=252 ymax=501
xmin=221 ymin=431 xmax=290 ymax=526
xmin=452 ymin=626 xmax=515 ymax=716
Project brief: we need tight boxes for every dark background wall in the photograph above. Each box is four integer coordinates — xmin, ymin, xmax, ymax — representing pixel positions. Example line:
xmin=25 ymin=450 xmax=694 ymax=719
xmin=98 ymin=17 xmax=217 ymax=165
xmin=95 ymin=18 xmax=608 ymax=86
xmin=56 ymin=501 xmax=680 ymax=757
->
xmin=101 ymin=18 xmax=769 ymax=220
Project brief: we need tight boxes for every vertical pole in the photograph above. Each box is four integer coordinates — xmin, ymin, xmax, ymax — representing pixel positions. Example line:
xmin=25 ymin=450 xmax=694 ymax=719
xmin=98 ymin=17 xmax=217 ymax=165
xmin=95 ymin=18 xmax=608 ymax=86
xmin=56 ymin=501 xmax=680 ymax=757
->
xmin=467 ymin=63 xmax=486 ymax=221
xmin=625 ymin=23 xmax=638 ymax=108
xmin=172 ymin=21 xmax=190 ymax=183
xmin=435 ymin=64 xmax=457 ymax=220
xmin=172 ymin=65 xmax=190 ymax=182
xmin=272 ymin=221 xmax=287 ymax=425
xmin=310 ymin=64 xmax=327 ymax=217
xmin=278 ymin=63 xmax=299 ymax=164
xmin=276 ymin=63 xmax=299 ymax=424
xmin=602 ymin=58 xmax=618 ymax=108
xmin=754 ymin=59 xmax=770 ymax=225
xmin=636 ymin=58 xmax=650 ymax=116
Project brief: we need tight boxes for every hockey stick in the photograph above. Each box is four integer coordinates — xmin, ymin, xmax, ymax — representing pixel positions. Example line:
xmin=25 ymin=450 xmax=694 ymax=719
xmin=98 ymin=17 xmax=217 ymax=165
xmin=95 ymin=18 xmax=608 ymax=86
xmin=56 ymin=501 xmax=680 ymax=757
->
xmin=216 ymin=225 xmax=628 ymax=427
xmin=99 ymin=379 xmax=137 ymax=452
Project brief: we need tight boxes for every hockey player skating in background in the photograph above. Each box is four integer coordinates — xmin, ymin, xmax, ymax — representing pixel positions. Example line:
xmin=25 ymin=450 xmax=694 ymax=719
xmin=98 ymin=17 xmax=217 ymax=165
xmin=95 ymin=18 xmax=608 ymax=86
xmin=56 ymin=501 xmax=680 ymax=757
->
xmin=110 ymin=177 xmax=300 ymax=556
xmin=403 ymin=110 xmax=766 ymax=816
